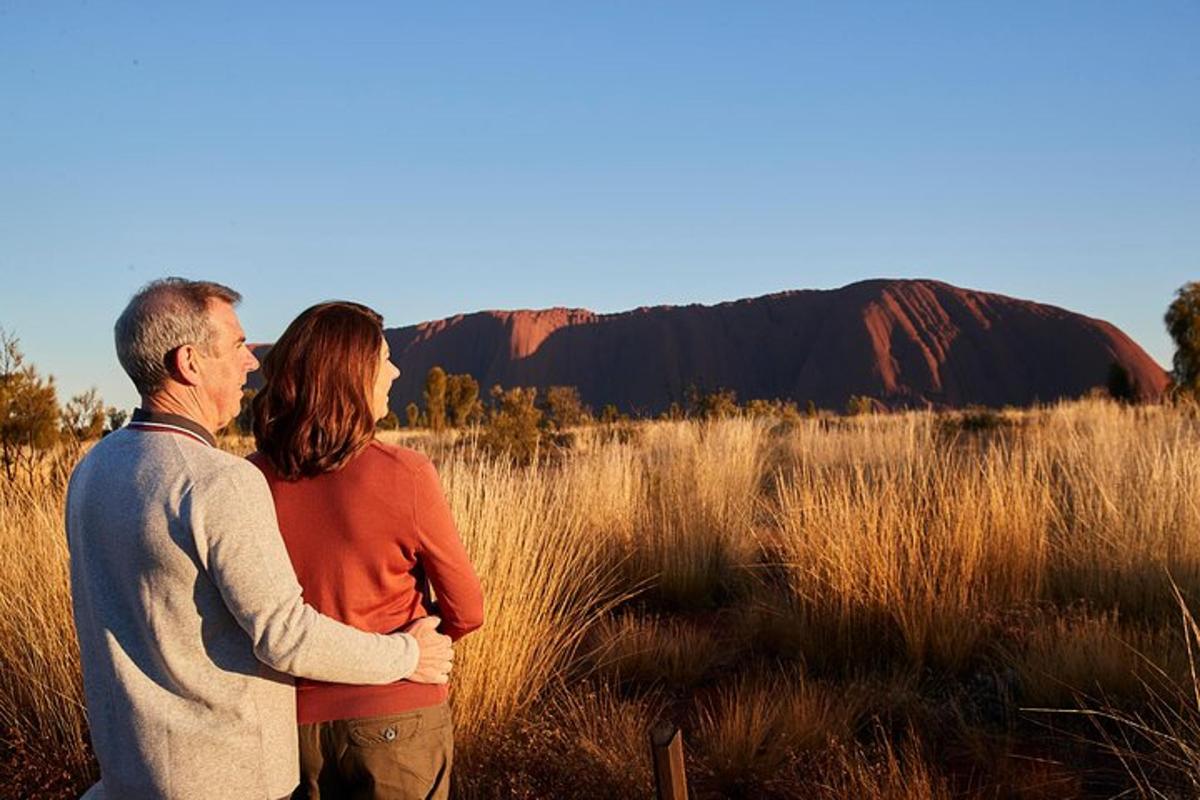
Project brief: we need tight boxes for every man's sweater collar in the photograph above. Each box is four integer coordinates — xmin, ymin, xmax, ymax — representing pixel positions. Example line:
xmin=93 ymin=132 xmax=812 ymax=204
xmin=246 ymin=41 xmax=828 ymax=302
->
xmin=129 ymin=408 xmax=218 ymax=448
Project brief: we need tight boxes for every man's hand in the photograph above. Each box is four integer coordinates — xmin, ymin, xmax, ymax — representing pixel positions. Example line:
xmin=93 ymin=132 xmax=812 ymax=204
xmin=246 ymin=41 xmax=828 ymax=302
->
xmin=402 ymin=616 xmax=454 ymax=684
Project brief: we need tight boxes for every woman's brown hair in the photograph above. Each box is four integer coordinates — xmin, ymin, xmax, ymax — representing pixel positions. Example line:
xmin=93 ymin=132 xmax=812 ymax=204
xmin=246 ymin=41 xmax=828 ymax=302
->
xmin=252 ymin=301 xmax=384 ymax=480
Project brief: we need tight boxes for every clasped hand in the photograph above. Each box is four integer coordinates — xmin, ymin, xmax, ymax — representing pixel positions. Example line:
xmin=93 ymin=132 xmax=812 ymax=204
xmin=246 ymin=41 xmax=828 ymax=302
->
xmin=401 ymin=616 xmax=455 ymax=684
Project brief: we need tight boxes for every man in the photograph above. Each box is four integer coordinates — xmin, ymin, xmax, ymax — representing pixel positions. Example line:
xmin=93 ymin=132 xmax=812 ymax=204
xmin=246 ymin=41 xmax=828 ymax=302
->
xmin=67 ymin=278 xmax=454 ymax=800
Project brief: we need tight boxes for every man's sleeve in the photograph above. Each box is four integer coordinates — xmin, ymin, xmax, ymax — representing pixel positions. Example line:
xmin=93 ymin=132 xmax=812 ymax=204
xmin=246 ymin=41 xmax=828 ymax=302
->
xmin=186 ymin=459 xmax=418 ymax=684
xmin=413 ymin=457 xmax=484 ymax=641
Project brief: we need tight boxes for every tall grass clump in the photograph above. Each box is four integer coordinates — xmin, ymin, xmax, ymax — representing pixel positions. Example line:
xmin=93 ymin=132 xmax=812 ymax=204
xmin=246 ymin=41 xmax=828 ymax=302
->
xmin=1062 ymin=586 xmax=1200 ymax=799
xmin=1014 ymin=609 xmax=1187 ymax=708
xmin=1040 ymin=402 xmax=1200 ymax=618
xmin=768 ymin=419 xmax=1051 ymax=673
xmin=436 ymin=449 xmax=629 ymax=740
xmin=812 ymin=731 xmax=954 ymax=800
xmin=632 ymin=417 xmax=769 ymax=609
xmin=0 ymin=473 xmax=93 ymax=785
xmin=580 ymin=611 xmax=723 ymax=690
xmin=693 ymin=672 xmax=862 ymax=795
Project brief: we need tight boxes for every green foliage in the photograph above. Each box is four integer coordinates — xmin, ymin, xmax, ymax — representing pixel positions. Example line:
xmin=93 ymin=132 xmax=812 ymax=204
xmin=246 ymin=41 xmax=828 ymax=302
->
xmin=1107 ymin=361 xmax=1139 ymax=404
xmin=684 ymin=383 xmax=740 ymax=419
xmin=105 ymin=406 xmax=129 ymax=435
xmin=1166 ymin=282 xmax=1200 ymax=397
xmin=482 ymin=385 xmax=542 ymax=463
xmin=956 ymin=405 xmax=1008 ymax=432
xmin=700 ymin=388 xmax=739 ymax=419
xmin=376 ymin=410 xmax=400 ymax=430
xmin=405 ymin=401 xmax=421 ymax=428
xmin=60 ymin=388 xmax=105 ymax=442
xmin=543 ymin=385 xmax=590 ymax=430
xmin=845 ymin=395 xmax=876 ymax=417
xmin=446 ymin=373 xmax=481 ymax=428
xmin=744 ymin=398 xmax=802 ymax=422
xmin=424 ymin=366 xmax=448 ymax=432
xmin=0 ymin=328 xmax=61 ymax=481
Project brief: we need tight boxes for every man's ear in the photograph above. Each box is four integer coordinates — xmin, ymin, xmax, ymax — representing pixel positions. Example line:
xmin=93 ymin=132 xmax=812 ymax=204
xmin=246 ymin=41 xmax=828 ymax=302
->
xmin=167 ymin=344 xmax=204 ymax=387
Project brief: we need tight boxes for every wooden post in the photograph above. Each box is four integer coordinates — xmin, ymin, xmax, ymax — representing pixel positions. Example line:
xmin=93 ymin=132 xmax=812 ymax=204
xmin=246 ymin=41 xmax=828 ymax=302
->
xmin=650 ymin=722 xmax=688 ymax=800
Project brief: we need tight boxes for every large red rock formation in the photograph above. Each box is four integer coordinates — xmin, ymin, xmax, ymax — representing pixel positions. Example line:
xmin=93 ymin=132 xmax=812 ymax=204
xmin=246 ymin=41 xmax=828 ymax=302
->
xmin=253 ymin=279 xmax=1169 ymax=414
xmin=379 ymin=279 xmax=1168 ymax=414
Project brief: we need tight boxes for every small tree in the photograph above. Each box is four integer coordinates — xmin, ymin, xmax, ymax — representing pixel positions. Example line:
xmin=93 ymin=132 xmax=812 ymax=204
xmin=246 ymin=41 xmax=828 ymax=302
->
xmin=599 ymin=404 xmax=621 ymax=424
xmin=482 ymin=385 xmax=542 ymax=463
xmin=377 ymin=410 xmax=400 ymax=430
xmin=744 ymin=398 xmax=801 ymax=422
xmin=405 ymin=402 xmax=421 ymax=428
xmin=424 ymin=366 xmax=448 ymax=432
xmin=0 ymin=328 xmax=61 ymax=481
xmin=846 ymin=395 xmax=876 ymax=416
xmin=1166 ymin=282 xmax=1200 ymax=398
xmin=543 ymin=385 xmax=589 ymax=430
xmin=61 ymin=388 xmax=106 ymax=442
xmin=1107 ymin=362 xmax=1139 ymax=404
xmin=699 ymin=388 xmax=739 ymax=419
xmin=105 ymin=406 xmax=129 ymax=435
xmin=446 ymin=373 xmax=480 ymax=428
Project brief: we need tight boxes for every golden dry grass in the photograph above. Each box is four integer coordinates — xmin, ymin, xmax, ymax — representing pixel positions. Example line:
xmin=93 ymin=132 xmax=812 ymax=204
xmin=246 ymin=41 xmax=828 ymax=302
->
xmin=0 ymin=474 xmax=93 ymax=789
xmin=5 ymin=397 xmax=1200 ymax=797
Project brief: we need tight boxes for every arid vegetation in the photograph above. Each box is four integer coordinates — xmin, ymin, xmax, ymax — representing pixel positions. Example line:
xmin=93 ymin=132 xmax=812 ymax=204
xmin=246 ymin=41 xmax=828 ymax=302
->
xmin=7 ymin=398 xmax=1200 ymax=797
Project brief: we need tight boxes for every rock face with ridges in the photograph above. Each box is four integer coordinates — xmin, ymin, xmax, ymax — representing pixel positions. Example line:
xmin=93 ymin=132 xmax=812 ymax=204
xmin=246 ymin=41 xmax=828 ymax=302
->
xmin=375 ymin=279 xmax=1167 ymax=414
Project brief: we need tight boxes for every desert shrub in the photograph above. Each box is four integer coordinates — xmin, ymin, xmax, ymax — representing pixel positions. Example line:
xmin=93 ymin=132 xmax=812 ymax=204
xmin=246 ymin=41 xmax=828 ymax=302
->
xmin=580 ymin=612 xmax=723 ymax=690
xmin=1107 ymin=362 xmax=1140 ymax=403
xmin=1013 ymin=609 xmax=1186 ymax=708
xmin=598 ymin=403 xmax=623 ymax=424
xmin=692 ymin=673 xmax=860 ymax=796
xmin=809 ymin=731 xmax=953 ymax=800
xmin=957 ymin=405 xmax=1010 ymax=432
xmin=541 ymin=385 xmax=589 ymax=430
xmin=60 ymin=389 xmax=105 ymax=443
xmin=745 ymin=397 xmax=803 ymax=423
xmin=454 ymin=685 xmax=666 ymax=800
xmin=0 ymin=330 xmax=61 ymax=482
xmin=846 ymin=394 xmax=877 ymax=416
xmin=445 ymin=372 xmax=481 ymax=427
xmin=103 ymin=406 xmax=128 ymax=435
xmin=480 ymin=386 xmax=542 ymax=463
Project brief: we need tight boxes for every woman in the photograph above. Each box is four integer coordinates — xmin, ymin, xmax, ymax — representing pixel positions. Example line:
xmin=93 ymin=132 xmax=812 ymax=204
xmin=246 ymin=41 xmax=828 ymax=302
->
xmin=249 ymin=301 xmax=484 ymax=800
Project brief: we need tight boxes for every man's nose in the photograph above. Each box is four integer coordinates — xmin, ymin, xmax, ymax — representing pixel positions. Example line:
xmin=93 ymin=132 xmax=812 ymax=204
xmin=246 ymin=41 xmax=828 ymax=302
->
xmin=246 ymin=350 xmax=260 ymax=372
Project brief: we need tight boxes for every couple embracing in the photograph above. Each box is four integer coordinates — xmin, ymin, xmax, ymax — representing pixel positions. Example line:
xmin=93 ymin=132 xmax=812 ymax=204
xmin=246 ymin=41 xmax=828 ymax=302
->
xmin=67 ymin=278 xmax=484 ymax=800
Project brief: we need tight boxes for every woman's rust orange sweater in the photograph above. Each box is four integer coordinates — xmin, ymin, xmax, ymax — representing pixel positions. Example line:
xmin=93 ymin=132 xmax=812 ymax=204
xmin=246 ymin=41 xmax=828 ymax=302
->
xmin=249 ymin=440 xmax=484 ymax=725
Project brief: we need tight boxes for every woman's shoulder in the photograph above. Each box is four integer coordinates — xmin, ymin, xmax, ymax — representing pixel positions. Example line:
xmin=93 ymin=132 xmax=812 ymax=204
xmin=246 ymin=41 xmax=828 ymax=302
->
xmin=363 ymin=439 xmax=435 ymax=475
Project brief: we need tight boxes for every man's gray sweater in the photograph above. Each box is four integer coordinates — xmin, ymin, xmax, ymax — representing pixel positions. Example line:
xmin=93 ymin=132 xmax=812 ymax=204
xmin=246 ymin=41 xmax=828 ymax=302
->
xmin=66 ymin=425 xmax=421 ymax=799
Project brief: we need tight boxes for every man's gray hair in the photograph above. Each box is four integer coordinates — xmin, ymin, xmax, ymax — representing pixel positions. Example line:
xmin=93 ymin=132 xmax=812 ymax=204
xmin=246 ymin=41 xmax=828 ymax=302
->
xmin=115 ymin=278 xmax=242 ymax=396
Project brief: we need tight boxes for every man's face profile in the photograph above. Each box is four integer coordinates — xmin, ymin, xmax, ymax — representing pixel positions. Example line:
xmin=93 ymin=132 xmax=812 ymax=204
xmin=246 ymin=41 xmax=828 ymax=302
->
xmin=198 ymin=300 xmax=259 ymax=429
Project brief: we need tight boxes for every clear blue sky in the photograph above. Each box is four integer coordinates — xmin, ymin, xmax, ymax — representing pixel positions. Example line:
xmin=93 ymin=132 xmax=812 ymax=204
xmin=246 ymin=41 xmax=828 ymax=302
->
xmin=2 ymin=2 xmax=1197 ymax=410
